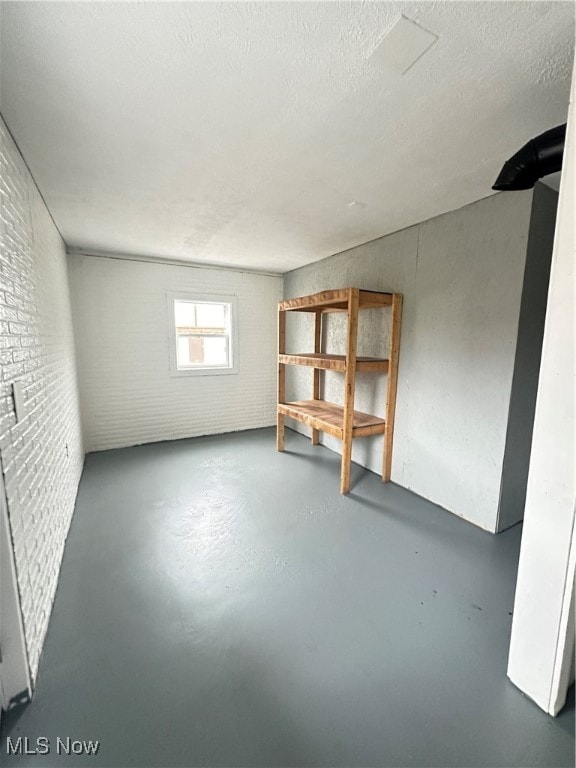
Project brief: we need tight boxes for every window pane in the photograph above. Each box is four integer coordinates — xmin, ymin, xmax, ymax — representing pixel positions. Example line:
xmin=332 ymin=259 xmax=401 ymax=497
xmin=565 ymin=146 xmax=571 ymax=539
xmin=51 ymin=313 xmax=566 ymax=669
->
xmin=174 ymin=301 xmax=196 ymax=327
xmin=202 ymin=336 xmax=227 ymax=365
xmin=172 ymin=297 xmax=234 ymax=373
xmin=196 ymin=303 xmax=227 ymax=329
xmin=176 ymin=335 xmax=228 ymax=367
xmin=177 ymin=335 xmax=193 ymax=366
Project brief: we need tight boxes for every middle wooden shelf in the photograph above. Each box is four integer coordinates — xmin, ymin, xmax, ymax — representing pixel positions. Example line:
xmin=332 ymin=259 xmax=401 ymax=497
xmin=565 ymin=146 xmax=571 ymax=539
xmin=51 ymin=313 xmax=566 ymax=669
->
xmin=278 ymin=352 xmax=389 ymax=373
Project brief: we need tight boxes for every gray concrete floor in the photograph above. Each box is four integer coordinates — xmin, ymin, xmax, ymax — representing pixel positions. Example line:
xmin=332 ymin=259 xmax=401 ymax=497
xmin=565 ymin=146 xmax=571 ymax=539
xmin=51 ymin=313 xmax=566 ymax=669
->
xmin=1 ymin=428 xmax=574 ymax=768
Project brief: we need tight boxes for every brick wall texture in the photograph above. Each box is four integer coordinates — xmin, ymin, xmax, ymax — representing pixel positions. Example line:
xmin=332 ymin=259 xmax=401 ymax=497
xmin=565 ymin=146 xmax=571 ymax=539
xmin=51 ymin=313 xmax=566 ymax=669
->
xmin=68 ymin=254 xmax=282 ymax=451
xmin=0 ymin=116 xmax=84 ymax=682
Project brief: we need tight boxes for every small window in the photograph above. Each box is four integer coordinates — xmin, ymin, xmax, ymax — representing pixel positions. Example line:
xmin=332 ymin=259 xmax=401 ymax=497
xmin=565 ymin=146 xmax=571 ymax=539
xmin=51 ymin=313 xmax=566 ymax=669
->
xmin=168 ymin=293 xmax=237 ymax=376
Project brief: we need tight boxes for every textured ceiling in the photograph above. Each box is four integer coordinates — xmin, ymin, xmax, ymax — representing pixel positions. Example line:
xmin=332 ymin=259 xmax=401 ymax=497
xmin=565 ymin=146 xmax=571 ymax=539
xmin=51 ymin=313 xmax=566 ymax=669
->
xmin=0 ymin=1 xmax=574 ymax=273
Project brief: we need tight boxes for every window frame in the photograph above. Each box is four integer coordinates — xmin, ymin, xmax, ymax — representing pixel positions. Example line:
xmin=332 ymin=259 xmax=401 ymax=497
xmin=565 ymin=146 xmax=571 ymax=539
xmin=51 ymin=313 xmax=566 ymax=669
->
xmin=167 ymin=291 xmax=238 ymax=377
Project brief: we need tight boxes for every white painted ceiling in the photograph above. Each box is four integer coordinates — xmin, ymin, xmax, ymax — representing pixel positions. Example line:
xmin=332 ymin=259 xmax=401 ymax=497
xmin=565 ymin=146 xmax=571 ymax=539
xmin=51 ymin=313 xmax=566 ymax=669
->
xmin=0 ymin=2 xmax=574 ymax=273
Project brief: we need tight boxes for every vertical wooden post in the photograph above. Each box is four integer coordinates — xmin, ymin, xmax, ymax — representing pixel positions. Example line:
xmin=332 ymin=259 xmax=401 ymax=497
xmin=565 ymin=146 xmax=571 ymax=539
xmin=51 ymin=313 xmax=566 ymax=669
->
xmin=383 ymin=293 xmax=403 ymax=482
xmin=311 ymin=311 xmax=322 ymax=445
xmin=341 ymin=288 xmax=360 ymax=494
xmin=277 ymin=306 xmax=286 ymax=452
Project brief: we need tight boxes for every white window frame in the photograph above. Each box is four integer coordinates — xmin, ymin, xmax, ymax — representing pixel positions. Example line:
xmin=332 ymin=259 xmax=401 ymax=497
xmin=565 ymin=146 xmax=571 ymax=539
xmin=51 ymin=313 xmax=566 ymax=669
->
xmin=167 ymin=292 xmax=238 ymax=377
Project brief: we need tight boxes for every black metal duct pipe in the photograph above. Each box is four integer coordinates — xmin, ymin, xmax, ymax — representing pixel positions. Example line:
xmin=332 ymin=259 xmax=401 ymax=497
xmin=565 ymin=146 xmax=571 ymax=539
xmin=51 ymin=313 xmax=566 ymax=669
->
xmin=492 ymin=123 xmax=566 ymax=191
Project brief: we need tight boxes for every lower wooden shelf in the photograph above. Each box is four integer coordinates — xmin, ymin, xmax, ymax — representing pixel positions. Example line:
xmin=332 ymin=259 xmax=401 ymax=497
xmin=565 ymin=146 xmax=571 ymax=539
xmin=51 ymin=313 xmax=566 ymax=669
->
xmin=278 ymin=400 xmax=386 ymax=439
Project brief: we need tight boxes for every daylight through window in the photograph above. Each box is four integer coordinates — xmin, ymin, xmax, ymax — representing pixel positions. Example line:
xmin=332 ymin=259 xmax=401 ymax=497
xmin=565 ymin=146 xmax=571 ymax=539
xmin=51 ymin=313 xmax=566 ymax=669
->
xmin=173 ymin=299 xmax=233 ymax=371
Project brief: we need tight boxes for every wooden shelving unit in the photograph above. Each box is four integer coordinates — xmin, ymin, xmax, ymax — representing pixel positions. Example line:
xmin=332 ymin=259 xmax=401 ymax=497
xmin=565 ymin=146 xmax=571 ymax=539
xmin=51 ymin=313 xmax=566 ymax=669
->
xmin=277 ymin=287 xmax=402 ymax=494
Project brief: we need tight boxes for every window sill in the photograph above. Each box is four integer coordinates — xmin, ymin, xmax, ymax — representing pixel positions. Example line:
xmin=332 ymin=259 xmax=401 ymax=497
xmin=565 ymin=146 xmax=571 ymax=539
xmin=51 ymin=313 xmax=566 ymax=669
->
xmin=169 ymin=366 xmax=238 ymax=377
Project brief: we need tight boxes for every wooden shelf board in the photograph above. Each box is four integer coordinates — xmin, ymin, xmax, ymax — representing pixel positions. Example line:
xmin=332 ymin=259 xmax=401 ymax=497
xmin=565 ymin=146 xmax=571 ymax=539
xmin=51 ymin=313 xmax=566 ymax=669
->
xmin=358 ymin=291 xmax=396 ymax=309
xmin=279 ymin=288 xmax=393 ymax=313
xmin=278 ymin=400 xmax=386 ymax=439
xmin=279 ymin=353 xmax=389 ymax=373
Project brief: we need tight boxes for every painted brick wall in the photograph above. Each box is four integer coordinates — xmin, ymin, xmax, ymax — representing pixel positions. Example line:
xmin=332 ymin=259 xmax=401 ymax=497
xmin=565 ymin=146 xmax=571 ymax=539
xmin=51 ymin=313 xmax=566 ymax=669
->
xmin=0 ymin=116 xmax=84 ymax=681
xmin=68 ymin=254 xmax=282 ymax=452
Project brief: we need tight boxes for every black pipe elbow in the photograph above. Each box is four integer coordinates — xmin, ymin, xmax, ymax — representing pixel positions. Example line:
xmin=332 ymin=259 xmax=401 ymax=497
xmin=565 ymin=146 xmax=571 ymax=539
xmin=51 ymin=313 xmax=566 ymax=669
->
xmin=492 ymin=123 xmax=566 ymax=191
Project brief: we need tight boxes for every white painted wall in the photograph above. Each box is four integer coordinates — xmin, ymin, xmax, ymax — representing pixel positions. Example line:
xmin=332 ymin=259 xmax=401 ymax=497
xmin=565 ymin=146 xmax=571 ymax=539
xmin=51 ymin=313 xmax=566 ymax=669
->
xmin=284 ymin=192 xmax=537 ymax=532
xmin=1 ymin=466 xmax=32 ymax=708
xmin=0 ymin=116 xmax=84 ymax=682
xmin=68 ymin=254 xmax=282 ymax=452
xmin=507 ymin=61 xmax=575 ymax=715
xmin=497 ymin=184 xmax=558 ymax=531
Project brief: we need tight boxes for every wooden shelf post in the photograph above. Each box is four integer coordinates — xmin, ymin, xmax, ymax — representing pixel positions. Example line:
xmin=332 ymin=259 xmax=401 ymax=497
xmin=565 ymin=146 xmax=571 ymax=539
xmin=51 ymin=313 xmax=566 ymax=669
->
xmin=277 ymin=307 xmax=286 ymax=452
xmin=340 ymin=288 xmax=360 ymax=494
xmin=311 ymin=311 xmax=322 ymax=445
xmin=383 ymin=293 xmax=402 ymax=482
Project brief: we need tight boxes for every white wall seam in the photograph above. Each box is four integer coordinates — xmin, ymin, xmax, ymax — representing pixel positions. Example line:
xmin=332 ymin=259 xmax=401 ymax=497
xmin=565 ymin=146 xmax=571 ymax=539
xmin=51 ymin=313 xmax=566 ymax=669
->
xmin=67 ymin=247 xmax=282 ymax=279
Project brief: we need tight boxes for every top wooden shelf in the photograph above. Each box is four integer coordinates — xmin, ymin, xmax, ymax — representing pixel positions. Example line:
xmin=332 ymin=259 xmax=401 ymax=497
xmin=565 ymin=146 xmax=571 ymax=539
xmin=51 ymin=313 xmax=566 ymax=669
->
xmin=279 ymin=288 xmax=394 ymax=313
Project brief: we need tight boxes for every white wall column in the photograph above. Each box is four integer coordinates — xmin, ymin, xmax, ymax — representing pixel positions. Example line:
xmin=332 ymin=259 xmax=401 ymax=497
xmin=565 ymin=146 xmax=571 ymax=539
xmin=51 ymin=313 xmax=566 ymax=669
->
xmin=507 ymin=59 xmax=575 ymax=715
